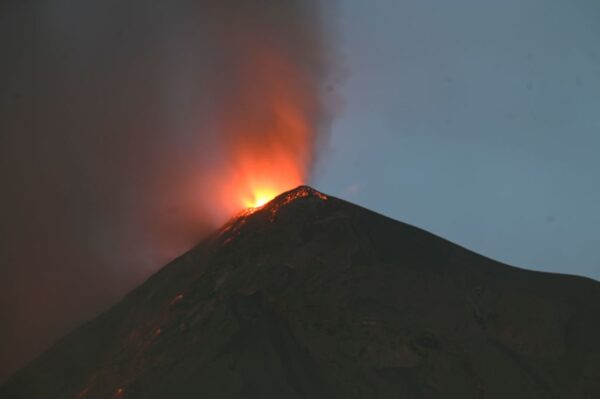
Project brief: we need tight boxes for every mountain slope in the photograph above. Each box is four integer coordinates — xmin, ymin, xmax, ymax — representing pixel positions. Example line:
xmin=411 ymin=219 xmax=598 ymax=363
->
xmin=2 ymin=186 xmax=600 ymax=398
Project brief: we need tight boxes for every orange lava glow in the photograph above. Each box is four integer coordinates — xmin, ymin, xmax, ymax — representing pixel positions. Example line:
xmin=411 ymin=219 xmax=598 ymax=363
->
xmin=223 ymin=152 xmax=305 ymax=213
xmin=205 ymin=20 xmax=322 ymax=220
xmin=244 ymin=188 xmax=278 ymax=209
xmin=169 ymin=293 xmax=184 ymax=305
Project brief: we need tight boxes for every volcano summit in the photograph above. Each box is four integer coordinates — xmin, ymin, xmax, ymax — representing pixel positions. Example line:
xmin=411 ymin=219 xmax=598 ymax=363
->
xmin=2 ymin=186 xmax=600 ymax=398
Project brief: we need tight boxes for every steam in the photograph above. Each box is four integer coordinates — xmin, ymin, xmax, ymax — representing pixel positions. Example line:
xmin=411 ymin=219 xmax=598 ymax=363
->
xmin=0 ymin=0 xmax=337 ymax=381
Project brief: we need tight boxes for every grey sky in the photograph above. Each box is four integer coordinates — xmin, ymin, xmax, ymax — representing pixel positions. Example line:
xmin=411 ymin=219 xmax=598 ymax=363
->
xmin=316 ymin=0 xmax=600 ymax=280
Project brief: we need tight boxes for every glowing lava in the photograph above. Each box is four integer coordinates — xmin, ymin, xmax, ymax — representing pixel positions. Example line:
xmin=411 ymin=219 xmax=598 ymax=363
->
xmin=197 ymin=6 xmax=331 ymax=222
xmin=244 ymin=188 xmax=278 ymax=209
xmin=212 ymin=40 xmax=313 ymax=215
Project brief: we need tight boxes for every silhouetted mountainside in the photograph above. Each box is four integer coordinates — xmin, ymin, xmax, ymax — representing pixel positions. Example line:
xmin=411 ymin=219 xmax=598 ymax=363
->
xmin=2 ymin=186 xmax=600 ymax=398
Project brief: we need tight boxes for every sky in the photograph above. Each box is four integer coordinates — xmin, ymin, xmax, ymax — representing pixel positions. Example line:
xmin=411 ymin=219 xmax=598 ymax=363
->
xmin=1 ymin=0 xmax=599 ymax=383
xmin=316 ymin=0 xmax=600 ymax=281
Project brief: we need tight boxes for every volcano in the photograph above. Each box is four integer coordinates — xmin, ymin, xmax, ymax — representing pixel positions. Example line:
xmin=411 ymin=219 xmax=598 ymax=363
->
xmin=2 ymin=186 xmax=600 ymax=398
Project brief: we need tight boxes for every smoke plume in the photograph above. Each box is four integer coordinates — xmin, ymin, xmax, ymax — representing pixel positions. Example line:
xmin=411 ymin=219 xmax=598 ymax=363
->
xmin=0 ymin=0 xmax=337 ymax=381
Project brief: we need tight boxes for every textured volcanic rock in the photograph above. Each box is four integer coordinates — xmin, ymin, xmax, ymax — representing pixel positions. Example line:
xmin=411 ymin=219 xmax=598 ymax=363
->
xmin=2 ymin=186 xmax=600 ymax=398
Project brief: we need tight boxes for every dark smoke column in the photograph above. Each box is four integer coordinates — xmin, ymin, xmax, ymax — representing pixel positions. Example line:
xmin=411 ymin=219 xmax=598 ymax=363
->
xmin=0 ymin=0 xmax=337 ymax=382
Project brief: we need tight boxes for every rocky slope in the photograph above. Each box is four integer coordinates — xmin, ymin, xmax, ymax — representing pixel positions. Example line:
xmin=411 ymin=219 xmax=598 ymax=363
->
xmin=2 ymin=186 xmax=599 ymax=398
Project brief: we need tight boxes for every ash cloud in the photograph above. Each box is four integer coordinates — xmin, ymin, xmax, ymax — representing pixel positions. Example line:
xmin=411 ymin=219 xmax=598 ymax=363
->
xmin=0 ymin=0 xmax=337 ymax=381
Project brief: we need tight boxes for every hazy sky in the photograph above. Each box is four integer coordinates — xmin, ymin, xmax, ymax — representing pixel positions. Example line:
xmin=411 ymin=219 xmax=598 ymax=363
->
xmin=317 ymin=0 xmax=600 ymax=280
